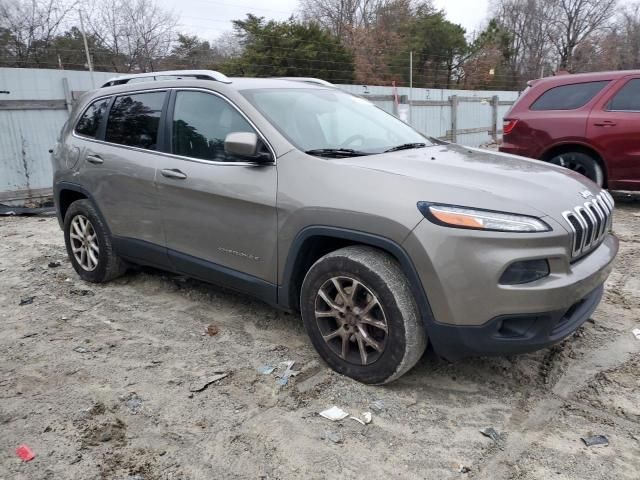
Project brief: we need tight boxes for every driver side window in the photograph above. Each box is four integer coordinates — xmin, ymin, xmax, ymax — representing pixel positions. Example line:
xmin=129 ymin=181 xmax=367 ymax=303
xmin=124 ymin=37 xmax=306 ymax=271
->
xmin=172 ymin=91 xmax=255 ymax=162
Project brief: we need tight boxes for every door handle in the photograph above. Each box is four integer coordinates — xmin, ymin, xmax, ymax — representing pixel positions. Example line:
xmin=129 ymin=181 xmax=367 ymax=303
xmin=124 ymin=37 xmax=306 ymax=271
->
xmin=161 ymin=168 xmax=187 ymax=180
xmin=86 ymin=154 xmax=103 ymax=164
xmin=593 ymin=121 xmax=617 ymax=127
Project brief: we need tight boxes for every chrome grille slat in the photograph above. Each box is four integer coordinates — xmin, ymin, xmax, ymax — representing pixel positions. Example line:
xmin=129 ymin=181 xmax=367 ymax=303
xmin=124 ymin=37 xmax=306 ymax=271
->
xmin=562 ymin=191 xmax=614 ymax=259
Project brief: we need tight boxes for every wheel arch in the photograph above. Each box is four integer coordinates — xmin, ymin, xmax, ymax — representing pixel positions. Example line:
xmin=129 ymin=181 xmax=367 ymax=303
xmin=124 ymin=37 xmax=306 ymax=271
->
xmin=278 ymin=226 xmax=437 ymax=329
xmin=54 ymin=182 xmax=111 ymax=234
xmin=540 ymin=143 xmax=608 ymax=187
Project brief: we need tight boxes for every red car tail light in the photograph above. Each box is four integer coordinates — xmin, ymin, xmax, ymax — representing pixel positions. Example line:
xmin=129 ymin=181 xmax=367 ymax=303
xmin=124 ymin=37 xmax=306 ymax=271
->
xmin=503 ymin=119 xmax=519 ymax=135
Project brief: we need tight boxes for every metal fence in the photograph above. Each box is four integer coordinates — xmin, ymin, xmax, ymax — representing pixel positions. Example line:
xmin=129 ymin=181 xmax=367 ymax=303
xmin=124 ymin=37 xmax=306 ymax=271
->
xmin=337 ymin=84 xmax=519 ymax=146
xmin=0 ymin=68 xmax=520 ymax=205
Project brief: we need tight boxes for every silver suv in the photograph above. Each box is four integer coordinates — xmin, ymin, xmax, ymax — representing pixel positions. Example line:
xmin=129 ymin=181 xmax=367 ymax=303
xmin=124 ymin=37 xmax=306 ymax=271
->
xmin=52 ymin=70 xmax=619 ymax=384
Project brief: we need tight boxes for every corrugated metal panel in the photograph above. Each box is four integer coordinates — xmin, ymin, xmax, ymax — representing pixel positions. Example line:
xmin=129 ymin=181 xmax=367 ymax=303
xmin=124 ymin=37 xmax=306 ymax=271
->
xmin=337 ymin=84 xmax=520 ymax=145
xmin=0 ymin=68 xmax=114 ymax=202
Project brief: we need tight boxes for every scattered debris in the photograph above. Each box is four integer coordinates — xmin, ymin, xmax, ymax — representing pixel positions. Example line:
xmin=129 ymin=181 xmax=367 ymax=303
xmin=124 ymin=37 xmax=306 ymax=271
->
xmin=0 ymin=205 xmax=54 ymax=216
xmin=349 ymin=412 xmax=372 ymax=426
xmin=206 ymin=324 xmax=220 ymax=336
xmin=19 ymin=296 xmax=35 ymax=306
xmin=581 ymin=435 xmax=609 ymax=447
xmin=323 ymin=430 xmax=344 ymax=444
xmin=70 ymin=289 xmax=94 ymax=296
xmin=370 ymin=400 xmax=385 ymax=413
xmin=48 ymin=261 xmax=61 ymax=268
xmin=632 ymin=328 xmax=640 ymax=340
xmin=122 ymin=393 xmax=143 ymax=414
xmin=257 ymin=365 xmax=276 ymax=375
xmin=189 ymin=372 xmax=229 ymax=392
xmin=16 ymin=444 xmax=35 ymax=462
xmin=320 ymin=406 xmax=349 ymax=421
xmin=479 ymin=427 xmax=501 ymax=443
xmin=73 ymin=346 xmax=89 ymax=354
xmin=350 ymin=416 xmax=366 ymax=426
xmin=458 ymin=464 xmax=471 ymax=474
xmin=276 ymin=360 xmax=301 ymax=386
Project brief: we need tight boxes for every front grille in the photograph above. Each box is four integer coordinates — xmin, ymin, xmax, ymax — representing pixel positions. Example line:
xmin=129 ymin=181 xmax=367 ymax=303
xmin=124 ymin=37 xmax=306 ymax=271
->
xmin=562 ymin=191 xmax=614 ymax=259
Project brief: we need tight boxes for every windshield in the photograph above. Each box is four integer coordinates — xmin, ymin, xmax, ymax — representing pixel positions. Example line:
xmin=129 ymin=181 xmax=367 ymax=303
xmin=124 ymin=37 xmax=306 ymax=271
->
xmin=241 ymin=88 xmax=433 ymax=155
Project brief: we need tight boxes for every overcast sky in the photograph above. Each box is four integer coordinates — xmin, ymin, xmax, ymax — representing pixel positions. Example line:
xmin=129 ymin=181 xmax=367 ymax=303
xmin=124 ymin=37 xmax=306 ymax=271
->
xmin=163 ymin=0 xmax=491 ymax=40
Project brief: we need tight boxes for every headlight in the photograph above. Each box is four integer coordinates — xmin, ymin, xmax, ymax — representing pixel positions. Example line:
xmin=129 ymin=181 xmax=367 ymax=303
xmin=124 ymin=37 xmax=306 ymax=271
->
xmin=417 ymin=202 xmax=551 ymax=233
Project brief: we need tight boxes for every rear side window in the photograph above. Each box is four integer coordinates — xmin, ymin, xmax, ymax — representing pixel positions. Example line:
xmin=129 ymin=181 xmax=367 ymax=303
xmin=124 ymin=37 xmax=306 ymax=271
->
xmin=608 ymin=79 xmax=640 ymax=111
xmin=105 ymin=91 xmax=166 ymax=150
xmin=171 ymin=91 xmax=254 ymax=162
xmin=75 ymin=98 xmax=110 ymax=138
xmin=530 ymin=81 xmax=609 ymax=111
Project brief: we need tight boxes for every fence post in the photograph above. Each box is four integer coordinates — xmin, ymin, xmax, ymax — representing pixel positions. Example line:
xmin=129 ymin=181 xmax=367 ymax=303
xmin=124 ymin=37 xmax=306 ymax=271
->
xmin=449 ymin=95 xmax=458 ymax=143
xmin=62 ymin=78 xmax=73 ymax=113
xmin=491 ymin=95 xmax=499 ymax=142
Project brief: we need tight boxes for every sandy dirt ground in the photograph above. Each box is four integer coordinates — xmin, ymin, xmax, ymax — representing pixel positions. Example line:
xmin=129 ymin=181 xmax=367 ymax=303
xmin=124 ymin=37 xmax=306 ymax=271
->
xmin=1 ymin=193 xmax=639 ymax=480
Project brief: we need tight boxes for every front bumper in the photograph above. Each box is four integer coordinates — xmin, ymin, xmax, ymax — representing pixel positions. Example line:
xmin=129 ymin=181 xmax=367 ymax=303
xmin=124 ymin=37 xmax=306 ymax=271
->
xmin=426 ymin=284 xmax=603 ymax=361
xmin=403 ymin=220 xmax=618 ymax=361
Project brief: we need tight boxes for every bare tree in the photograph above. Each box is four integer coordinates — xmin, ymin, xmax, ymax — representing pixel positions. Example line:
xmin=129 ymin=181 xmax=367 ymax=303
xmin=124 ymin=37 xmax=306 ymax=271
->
xmin=86 ymin=0 xmax=176 ymax=72
xmin=546 ymin=0 xmax=617 ymax=70
xmin=0 ymin=0 xmax=78 ymax=66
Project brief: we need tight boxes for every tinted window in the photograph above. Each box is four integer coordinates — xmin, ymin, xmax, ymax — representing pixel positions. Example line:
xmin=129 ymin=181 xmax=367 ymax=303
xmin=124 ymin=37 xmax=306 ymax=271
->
xmin=609 ymin=79 xmax=640 ymax=111
xmin=172 ymin=91 xmax=254 ymax=162
xmin=530 ymin=81 xmax=609 ymax=111
xmin=75 ymin=98 xmax=110 ymax=138
xmin=105 ymin=91 xmax=165 ymax=149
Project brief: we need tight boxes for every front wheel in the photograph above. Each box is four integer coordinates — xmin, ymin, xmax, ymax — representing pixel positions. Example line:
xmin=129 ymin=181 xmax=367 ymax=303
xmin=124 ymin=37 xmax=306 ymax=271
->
xmin=300 ymin=246 xmax=427 ymax=384
xmin=548 ymin=152 xmax=604 ymax=186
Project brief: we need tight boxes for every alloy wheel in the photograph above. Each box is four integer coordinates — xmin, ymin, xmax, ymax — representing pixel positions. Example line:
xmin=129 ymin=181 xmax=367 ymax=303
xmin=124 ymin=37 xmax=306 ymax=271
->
xmin=314 ymin=276 xmax=388 ymax=365
xmin=69 ymin=214 xmax=100 ymax=271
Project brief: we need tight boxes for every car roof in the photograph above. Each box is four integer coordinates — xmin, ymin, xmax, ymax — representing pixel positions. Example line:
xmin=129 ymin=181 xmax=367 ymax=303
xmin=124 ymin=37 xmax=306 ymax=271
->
xmin=530 ymin=69 xmax=640 ymax=88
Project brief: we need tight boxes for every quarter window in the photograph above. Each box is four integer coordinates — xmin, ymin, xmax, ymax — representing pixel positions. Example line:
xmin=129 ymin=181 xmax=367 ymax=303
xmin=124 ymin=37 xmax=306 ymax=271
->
xmin=171 ymin=91 xmax=255 ymax=162
xmin=530 ymin=81 xmax=609 ymax=111
xmin=105 ymin=91 xmax=166 ymax=150
xmin=608 ymin=79 xmax=640 ymax=111
xmin=75 ymin=98 xmax=110 ymax=138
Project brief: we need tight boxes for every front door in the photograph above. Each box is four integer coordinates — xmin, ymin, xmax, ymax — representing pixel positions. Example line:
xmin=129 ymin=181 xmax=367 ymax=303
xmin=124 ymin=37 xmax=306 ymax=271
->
xmin=588 ymin=77 xmax=640 ymax=189
xmin=155 ymin=89 xmax=278 ymax=301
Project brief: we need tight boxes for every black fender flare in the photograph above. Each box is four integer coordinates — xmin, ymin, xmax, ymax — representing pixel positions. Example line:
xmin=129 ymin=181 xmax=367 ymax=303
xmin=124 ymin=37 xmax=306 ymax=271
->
xmin=278 ymin=225 xmax=437 ymax=331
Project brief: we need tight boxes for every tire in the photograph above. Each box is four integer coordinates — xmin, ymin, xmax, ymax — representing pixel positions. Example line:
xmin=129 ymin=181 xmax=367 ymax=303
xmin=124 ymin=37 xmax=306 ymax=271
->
xmin=300 ymin=246 xmax=427 ymax=384
xmin=63 ymin=199 xmax=127 ymax=283
xmin=548 ymin=152 xmax=604 ymax=186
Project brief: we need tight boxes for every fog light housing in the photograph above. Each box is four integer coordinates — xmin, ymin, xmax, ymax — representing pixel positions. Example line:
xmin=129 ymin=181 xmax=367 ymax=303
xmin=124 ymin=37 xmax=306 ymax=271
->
xmin=499 ymin=259 xmax=550 ymax=285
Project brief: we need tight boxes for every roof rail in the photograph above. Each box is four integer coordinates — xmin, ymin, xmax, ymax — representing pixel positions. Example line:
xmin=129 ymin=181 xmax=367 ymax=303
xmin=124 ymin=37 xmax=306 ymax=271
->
xmin=101 ymin=70 xmax=232 ymax=88
xmin=275 ymin=77 xmax=334 ymax=87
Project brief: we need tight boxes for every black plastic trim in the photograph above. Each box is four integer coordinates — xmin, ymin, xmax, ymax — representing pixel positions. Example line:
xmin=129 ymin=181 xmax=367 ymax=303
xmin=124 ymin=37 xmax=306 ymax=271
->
xmin=54 ymin=182 xmax=110 ymax=232
xmin=278 ymin=225 xmax=438 ymax=327
xmin=112 ymin=236 xmax=171 ymax=270
xmin=430 ymin=284 xmax=604 ymax=361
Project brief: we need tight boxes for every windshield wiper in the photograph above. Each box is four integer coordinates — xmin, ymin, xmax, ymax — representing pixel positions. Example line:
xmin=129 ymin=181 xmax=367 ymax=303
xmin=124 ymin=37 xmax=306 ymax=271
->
xmin=305 ymin=148 xmax=369 ymax=158
xmin=384 ymin=142 xmax=427 ymax=153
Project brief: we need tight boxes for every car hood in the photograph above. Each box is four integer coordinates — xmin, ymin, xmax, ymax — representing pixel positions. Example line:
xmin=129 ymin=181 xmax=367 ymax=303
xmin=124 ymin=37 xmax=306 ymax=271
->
xmin=335 ymin=144 xmax=601 ymax=219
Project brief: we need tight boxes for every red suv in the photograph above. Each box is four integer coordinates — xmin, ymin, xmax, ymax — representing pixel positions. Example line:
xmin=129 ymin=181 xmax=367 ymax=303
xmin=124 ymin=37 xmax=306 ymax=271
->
xmin=501 ymin=70 xmax=640 ymax=190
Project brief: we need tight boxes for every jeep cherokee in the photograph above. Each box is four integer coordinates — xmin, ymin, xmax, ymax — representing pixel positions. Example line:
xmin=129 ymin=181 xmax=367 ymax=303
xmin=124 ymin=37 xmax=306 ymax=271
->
xmin=51 ymin=70 xmax=619 ymax=384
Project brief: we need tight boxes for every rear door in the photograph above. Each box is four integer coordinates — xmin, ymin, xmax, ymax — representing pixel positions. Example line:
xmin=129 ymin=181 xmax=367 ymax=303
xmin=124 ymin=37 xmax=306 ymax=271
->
xmin=588 ymin=77 xmax=640 ymax=189
xmin=155 ymin=89 xmax=278 ymax=300
xmin=77 ymin=89 xmax=170 ymax=267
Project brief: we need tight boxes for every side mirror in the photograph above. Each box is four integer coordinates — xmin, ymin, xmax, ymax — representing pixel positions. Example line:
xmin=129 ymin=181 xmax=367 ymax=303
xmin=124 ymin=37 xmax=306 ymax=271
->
xmin=224 ymin=132 xmax=272 ymax=163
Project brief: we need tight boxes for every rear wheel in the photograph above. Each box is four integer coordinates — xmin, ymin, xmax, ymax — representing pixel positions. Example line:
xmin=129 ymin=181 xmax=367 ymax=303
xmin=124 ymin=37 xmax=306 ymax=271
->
xmin=300 ymin=246 xmax=427 ymax=384
xmin=64 ymin=199 xmax=127 ymax=283
xmin=548 ymin=151 xmax=604 ymax=186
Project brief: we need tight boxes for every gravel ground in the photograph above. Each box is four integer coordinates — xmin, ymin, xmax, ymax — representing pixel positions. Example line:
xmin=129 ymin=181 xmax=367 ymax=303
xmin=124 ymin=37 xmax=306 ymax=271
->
xmin=1 ymin=193 xmax=639 ymax=480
